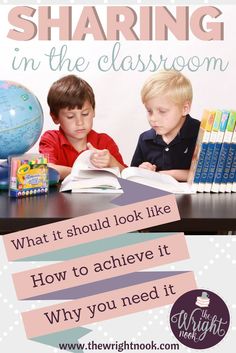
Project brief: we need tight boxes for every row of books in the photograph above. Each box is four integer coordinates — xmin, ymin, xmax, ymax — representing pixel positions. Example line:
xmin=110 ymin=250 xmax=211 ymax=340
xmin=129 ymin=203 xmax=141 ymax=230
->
xmin=188 ymin=109 xmax=236 ymax=193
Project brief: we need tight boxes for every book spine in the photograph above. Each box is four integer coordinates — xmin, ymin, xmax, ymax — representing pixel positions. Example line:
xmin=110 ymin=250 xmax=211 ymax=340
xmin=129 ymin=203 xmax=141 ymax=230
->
xmin=211 ymin=143 xmax=230 ymax=193
xmin=226 ymin=128 xmax=236 ymax=192
xmin=192 ymin=141 xmax=209 ymax=188
xmin=204 ymin=110 xmax=229 ymax=192
xmin=232 ymin=159 xmax=236 ymax=192
xmin=197 ymin=111 xmax=217 ymax=192
xmin=211 ymin=111 xmax=236 ymax=193
xmin=204 ymin=143 xmax=222 ymax=192
xmin=222 ymin=143 xmax=236 ymax=192
xmin=187 ymin=110 xmax=213 ymax=192
xmin=202 ymin=111 xmax=222 ymax=192
xmin=198 ymin=142 xmax=215 ymax=192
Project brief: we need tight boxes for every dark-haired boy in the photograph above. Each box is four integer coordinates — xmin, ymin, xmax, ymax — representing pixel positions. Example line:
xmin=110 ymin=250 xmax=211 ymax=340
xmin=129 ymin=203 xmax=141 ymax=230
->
xmin=39 ymin=75 xmax=126 ymax=179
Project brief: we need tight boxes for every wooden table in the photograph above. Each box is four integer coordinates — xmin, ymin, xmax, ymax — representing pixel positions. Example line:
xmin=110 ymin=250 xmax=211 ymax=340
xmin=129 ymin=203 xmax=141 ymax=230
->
xmin=0 ymin=188 xmax=235 ymax=235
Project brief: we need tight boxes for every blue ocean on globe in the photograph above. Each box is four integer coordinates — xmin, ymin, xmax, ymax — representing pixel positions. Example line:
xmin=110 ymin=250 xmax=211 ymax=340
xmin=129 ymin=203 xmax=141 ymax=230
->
xmin=0 ymin=80 xmax=44 ymax=159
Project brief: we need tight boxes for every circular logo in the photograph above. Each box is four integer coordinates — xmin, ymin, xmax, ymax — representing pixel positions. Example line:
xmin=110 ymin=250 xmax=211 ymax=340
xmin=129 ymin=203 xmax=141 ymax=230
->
xmin=170 ymin=289 xmax=230 ymax=349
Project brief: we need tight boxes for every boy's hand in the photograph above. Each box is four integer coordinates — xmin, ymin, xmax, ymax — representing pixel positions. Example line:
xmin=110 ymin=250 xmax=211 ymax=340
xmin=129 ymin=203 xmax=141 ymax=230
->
xmin=138 ymin=162 xmax=156 ymax=172
xmin=87 ymin=142 xmax=111 ymax=168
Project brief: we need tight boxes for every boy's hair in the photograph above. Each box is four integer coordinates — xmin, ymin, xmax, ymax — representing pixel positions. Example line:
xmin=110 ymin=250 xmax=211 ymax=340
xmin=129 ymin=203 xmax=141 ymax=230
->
xmin=141 ymin=70 xmax=193 ymax=107
xmin=47 ymin=75 xmax=95 ymax=117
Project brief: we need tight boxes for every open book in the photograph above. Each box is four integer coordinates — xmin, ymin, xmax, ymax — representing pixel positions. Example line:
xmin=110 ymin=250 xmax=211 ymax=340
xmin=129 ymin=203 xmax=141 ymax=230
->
xmin=60 ymin=150 xmax=194 ymax=194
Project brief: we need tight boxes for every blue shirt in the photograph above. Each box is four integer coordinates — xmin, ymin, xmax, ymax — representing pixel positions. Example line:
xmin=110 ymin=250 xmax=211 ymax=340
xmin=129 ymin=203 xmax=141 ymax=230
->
xmin=131 ymin=115 xmax=200 ymax=170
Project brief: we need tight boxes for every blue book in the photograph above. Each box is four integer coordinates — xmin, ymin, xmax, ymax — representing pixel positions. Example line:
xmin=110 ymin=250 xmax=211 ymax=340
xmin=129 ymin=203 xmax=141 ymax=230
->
xmin=232 ymin=156 xmax=236 ymax=192
xmin=188 ymin=110 xmax=214 ymax=192
xmin=211 ymin=111 xmax=236 ymax=193
xmin=226 ymin=126 xmax=236 ymax=192
xmin=222 ymin=142 xmax=236 ymax=192
xmin=198 ymin=111 xmax=221 ymax=192
xmin=204 ymin=111 xmax=230 ymax=192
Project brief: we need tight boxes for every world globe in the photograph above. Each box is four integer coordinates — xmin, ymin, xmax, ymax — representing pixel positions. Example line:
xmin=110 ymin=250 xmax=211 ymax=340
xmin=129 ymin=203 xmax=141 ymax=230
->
xmin=0 ymin=80 xmax=43 ymax=159
xmin=0 ymin=80 xmax=60 ymax=189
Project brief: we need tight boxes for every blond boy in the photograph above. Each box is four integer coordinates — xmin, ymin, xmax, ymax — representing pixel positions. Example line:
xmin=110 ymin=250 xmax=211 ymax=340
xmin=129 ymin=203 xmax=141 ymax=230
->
xmin=131 ymin=70 xmax=200 ymax=181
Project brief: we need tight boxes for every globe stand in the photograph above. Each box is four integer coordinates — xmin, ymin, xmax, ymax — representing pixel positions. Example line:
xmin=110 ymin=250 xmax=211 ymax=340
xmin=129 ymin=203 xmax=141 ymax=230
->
xmin=0 ymin=160 xmax=60 ymax=190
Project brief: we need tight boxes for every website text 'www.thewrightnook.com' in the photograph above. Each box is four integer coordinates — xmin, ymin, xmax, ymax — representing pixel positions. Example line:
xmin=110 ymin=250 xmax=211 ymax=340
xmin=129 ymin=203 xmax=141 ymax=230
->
xmin=58 ymin=340 xmax=180 ymax=351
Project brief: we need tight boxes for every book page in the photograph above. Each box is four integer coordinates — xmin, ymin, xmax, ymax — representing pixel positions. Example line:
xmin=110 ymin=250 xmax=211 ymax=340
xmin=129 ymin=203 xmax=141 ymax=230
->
xmin=69 ymin=174 xmax=121 ymax=190
xmin=60 ymin=173 xmax=121 ymax=192
xmin=121 ymin=167 xmax=194 ymax=194
xmin=71 ymin=150 xmax=120 ymax=177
